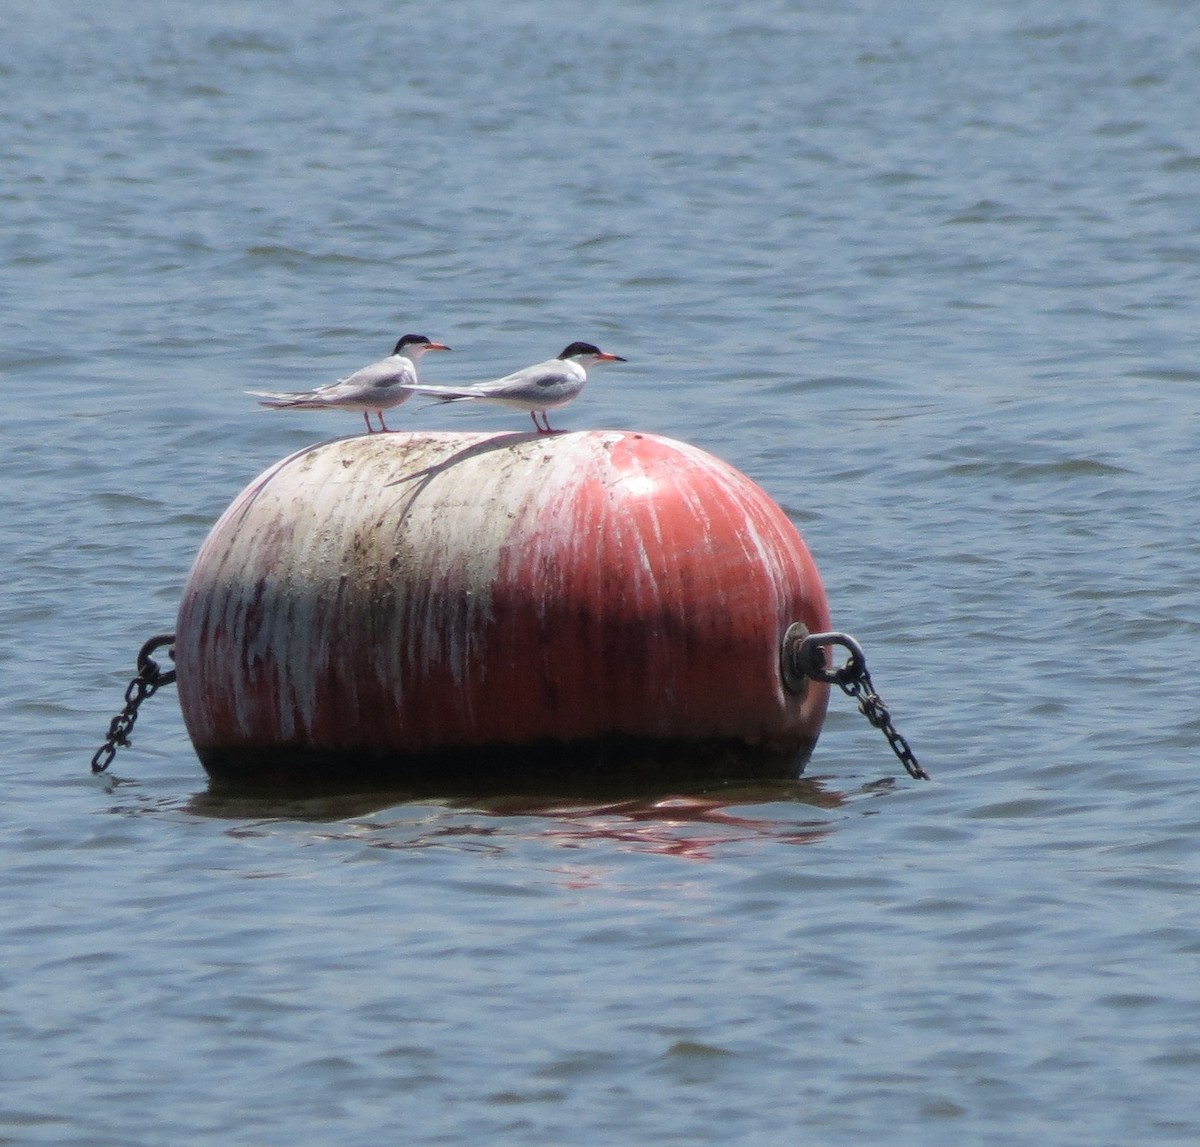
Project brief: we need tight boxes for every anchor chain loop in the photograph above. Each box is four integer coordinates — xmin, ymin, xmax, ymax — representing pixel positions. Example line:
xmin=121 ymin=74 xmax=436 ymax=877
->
xmin=90 ymin=634 xmax=176 ymax=775
xmin=785 ymin=627 xmax=929 ymax=780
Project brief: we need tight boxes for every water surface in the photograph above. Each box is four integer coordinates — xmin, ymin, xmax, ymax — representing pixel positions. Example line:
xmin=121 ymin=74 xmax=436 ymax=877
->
xmin=3 ymin=1 xmax=1199 ymax=1143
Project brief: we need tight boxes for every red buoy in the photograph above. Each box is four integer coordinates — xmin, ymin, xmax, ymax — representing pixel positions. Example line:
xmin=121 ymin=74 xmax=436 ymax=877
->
xmin=175 ymin=431 xmax=831 ymax=786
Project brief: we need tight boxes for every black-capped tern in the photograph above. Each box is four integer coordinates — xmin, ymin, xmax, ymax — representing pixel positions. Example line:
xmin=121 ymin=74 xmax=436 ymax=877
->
xmin=405 ymin=341 xmax=626 ymax=433
xmin=248 ymin=333 xmax=451 ymax=433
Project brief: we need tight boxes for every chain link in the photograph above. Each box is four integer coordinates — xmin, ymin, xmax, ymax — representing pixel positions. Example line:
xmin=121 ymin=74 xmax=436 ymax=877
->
xmin=791 ymin=630 xmax=929 ymax=780
xmin=91 ymin=634 xmax=176 ymax=775
xmin=837 ymin=667 xmax=928 ymax=780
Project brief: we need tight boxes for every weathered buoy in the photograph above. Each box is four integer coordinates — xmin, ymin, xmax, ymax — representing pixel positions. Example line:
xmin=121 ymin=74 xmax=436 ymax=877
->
xmin=175 ymin=431 xmax=831 ymax=787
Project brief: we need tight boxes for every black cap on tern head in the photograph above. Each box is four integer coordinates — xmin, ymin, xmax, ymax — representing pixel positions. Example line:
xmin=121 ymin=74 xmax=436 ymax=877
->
xmin=558 ymin=341 xmax=627 ymax=362
xmin=394 ymin=334 xmax=432 ymax=353
xmin=392 ymin=334 xmax=451 ymax=354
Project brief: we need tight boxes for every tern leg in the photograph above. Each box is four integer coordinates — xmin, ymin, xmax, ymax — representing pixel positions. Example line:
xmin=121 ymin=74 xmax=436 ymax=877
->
xmin=378 ymin=410 xmax=390 ymax=432
xmin=363 ymin=411 xmax=374 ymax=433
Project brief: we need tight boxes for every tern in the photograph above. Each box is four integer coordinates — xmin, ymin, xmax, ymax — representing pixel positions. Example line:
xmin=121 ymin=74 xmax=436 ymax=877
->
xmin=248 ymin=334 xmax=451 ymax=433
xmin=405 ymin=341 xmax=626 ymax=433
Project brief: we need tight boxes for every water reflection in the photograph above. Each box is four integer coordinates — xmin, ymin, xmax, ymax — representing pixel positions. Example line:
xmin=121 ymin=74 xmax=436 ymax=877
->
xmin=169 ymin=775 xmax=859 ymax=858
xmin=525 ymin=791 xmax=842 ymax=857
xmin=182 ymin=775 xmax=839 ymax=816
xmin=98 ymin=763 xmax=892 ymax=856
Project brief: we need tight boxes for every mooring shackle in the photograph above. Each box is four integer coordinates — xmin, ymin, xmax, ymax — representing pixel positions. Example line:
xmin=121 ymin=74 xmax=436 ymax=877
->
xmin=137 ymin=633 xmax=177 ymax=688
xmin=779 ymin=623 xmax=929 ymax=780
xmin=780 ymin=625 xmax=867 ymax=692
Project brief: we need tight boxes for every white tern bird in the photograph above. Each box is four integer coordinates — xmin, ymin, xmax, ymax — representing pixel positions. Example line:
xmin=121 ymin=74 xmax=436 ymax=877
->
xmin=248 ymin=333 xmax=451 ymax=433
xmin=404 ymin=341 xmax=625 ymax=433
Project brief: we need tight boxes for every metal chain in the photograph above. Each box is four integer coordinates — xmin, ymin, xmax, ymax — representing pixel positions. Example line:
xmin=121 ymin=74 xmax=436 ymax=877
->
xmin=789 ymin=629 xmax=929 ymax=780
xmin=91 ymin=634 xmax=176 ymax=775
xmin=836 ymin=666 xmax=929 ymax=780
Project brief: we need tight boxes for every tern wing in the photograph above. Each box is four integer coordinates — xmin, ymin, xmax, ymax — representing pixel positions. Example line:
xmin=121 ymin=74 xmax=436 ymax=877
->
xmin=472 ymin=362 xmax=546 ymax=395
xmin=247 ymin=355 xmax=416 ymax=406
xmin=470 ymin=360 xmax=581 ymax=403
xmin=335 ymin=355 xmax=415 ymax=391
xmin=406 ymin=358 xmax=580 ymax=407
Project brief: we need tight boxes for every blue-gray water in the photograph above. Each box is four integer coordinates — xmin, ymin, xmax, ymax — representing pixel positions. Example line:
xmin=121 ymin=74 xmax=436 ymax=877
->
xmin=4 ymin=1 xmax=1199 ymax=1142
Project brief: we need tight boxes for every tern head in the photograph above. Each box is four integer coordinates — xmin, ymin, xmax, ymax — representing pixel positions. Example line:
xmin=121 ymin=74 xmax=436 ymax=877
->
xmin=557 ymin=341 xmax=627 ymax=365
xmin=393 ymin=334 xmax=452 ymax=358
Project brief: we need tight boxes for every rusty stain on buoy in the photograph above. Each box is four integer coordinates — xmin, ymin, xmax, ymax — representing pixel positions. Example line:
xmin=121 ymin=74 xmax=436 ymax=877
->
xmin=174 ymin=431 xmax=831 ymax=786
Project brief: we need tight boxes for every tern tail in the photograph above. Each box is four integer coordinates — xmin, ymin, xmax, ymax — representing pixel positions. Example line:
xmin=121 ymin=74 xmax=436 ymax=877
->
xmin=404 ymin=384 xmax=480 ymax=403
xmin=247 ymin=390 xmax=325 ymax=409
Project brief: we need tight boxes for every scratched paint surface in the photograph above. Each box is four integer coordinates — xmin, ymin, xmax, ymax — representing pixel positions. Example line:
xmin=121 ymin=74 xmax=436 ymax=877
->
xmin=176 ymin=431 xmax=829 ymax=756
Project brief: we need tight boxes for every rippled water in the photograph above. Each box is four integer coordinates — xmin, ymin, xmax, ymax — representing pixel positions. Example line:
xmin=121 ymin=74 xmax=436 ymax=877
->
xmin=4 ymin=1 xmax=1200 ymax=1143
